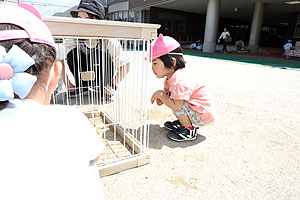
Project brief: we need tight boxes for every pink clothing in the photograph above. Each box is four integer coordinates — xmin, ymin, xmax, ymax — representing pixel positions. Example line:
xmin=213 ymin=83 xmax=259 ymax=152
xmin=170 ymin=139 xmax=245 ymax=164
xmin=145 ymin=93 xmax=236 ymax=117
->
xmin=164 ymin=68 xmax=216 ymax=123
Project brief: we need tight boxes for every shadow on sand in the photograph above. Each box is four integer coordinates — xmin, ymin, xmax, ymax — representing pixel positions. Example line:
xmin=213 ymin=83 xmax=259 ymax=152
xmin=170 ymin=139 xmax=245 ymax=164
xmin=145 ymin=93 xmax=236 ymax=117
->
xmin=148 ymin=124 xmax=206 ymax=149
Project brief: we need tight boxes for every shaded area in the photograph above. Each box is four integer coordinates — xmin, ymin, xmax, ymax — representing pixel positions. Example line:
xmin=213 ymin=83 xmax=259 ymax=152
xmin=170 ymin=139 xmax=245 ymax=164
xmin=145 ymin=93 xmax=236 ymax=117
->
xmin=148 ymin=124 xmax=206 ymax=150
xmin=184 ymin=50 xmax=300 ymax=70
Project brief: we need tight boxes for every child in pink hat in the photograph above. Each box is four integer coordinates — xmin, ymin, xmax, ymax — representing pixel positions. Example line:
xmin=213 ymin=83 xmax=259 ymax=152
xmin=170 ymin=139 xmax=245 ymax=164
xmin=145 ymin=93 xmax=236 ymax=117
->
xmin=0 ymin=4 xmax=104 ymax=200
xmin=151 ymin=34 xmax=216 ymax=142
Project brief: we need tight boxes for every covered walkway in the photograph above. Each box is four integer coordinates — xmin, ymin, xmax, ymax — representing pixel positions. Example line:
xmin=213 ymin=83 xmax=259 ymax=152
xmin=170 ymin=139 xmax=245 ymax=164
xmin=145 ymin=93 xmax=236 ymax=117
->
xmin=184 ymin=47 xmax=300 ymax=70
xmin=108 ymin=0 xmax=300 ymax=54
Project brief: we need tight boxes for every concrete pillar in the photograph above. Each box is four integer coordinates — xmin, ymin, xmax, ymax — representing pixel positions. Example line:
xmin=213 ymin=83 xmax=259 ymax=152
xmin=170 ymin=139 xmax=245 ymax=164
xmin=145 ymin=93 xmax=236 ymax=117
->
xmin=248 ymin=2 xmax=264 ymax=53
xmin=203 ymin=0 xmax=221 ymax=53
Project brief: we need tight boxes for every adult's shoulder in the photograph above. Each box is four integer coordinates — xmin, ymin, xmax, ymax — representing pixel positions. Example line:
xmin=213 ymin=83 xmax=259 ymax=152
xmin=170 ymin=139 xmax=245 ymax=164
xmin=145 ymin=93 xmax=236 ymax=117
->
xmin=45 ymin=104 xmax=86 ymax=119
xmin=44 ymin=104 xmax=97 ymax=135
xmin=67 ymin=46 xmax=79 ymax=55
xmin=0 ymin=100 xmax=94 ymax=134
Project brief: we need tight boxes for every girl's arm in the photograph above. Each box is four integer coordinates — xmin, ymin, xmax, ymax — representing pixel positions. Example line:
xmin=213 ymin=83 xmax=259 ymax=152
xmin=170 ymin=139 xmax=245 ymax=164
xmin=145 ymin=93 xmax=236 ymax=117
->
xmin=218 ymin=32 xmax=224 ymax=42
xmin=151 ymin=90 xmax=184 ymax=111
xmin=218 ymin=33 xmax=222 ymax=40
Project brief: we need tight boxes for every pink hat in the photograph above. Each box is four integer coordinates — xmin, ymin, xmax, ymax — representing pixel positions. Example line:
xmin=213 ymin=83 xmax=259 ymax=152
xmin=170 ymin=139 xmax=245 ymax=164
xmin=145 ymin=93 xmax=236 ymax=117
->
xmin=0 ymin=4 xmax=55 ymax=48
xmin=18 ymin=3 xmax=42 ymax=20
xmin=151 ymin=34 xmax=180 ymax=60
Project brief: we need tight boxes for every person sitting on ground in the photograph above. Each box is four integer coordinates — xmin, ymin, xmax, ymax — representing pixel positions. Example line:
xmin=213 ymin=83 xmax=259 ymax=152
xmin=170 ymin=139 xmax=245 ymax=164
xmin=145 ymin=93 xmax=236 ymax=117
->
xmin=283 ymin=39 xmax=294 ymax=59
xmin=189 ymin=40 xmax=202 ymax=51
xmin=235 ymin=39 xmax=245 ymax=52
xmin=0 ymin=3 xmax=104 ymax=199
xmin=150 ymin=34 xmax=216 ymax=142
xmin=283 ymin=39 xmax=293 ymax=51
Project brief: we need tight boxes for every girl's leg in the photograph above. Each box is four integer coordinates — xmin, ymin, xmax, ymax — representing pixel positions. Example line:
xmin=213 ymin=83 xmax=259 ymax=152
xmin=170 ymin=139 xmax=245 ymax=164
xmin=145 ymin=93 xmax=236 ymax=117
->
xmin=168 ymin=101 xmax=205 ymax=130
xmin=223 ymin=41 xmax=228 ymax=52
xmin=176 ymin=115 xmax=192 ymax=127
xmin=167 ymin=102 xmax=204 ymax=141
xmin=221 ymin=44 xmax=225 ymax=52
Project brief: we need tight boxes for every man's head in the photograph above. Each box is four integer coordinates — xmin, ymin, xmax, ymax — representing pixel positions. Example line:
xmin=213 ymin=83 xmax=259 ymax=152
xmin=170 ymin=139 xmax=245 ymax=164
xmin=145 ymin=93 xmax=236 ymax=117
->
xmin=70 ymin=0 xmax=105 ymax=20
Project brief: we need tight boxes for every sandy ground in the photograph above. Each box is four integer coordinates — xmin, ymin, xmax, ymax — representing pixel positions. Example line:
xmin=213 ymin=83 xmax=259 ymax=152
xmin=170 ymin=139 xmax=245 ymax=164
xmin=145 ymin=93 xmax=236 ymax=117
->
xmin=101 ymin=55 xmax=300 ymax=200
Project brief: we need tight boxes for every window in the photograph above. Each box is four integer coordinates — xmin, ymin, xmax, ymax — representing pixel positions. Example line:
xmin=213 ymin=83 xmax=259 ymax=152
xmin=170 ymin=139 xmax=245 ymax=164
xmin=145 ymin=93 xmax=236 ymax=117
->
xmin=110 ymin=10 xmax=139 ymax=22
xmin=157 ymin=12 xmax=187 ymax=33
xmin=109 ymin=14 xmax=114 ymax=20
xmin=262 ymin=26 xmax=270 ymax=32
xmin=114 ymin=12 xmax=119 ymax=21
xmin=129 ymin=10 xmax=134 ymax=22
xmin=118 ymin=11 xmax=123 ymax=21
xmin=135 ymin=11 xmax=141 ymax=22
xmin=294 ymin=15 xmax=300 ymax=38
xmin=123 ymin=11 xmax=128 ymax=22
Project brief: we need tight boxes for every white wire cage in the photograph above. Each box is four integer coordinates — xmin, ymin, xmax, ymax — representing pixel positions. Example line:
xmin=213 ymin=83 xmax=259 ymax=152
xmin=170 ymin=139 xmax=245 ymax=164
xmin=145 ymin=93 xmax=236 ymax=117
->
xmin=45 ymin=17 xmax=160 ymax=177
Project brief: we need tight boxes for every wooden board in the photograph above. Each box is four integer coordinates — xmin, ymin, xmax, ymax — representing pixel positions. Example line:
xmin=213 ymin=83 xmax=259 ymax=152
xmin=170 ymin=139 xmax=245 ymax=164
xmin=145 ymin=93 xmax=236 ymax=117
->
xmin=43 ymin=16 xmax=160 ymax=40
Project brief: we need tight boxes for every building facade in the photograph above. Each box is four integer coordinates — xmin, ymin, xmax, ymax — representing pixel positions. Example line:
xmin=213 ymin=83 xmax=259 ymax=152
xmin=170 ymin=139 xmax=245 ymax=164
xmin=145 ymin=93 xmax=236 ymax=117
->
xmin=107 ymin=0 xmax=300 ymax=53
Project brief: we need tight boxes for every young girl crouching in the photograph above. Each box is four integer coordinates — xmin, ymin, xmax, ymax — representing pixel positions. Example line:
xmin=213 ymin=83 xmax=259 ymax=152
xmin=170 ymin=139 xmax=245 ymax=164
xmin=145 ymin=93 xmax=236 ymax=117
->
xmin=150 ymin=34 xmax=216 ymax=142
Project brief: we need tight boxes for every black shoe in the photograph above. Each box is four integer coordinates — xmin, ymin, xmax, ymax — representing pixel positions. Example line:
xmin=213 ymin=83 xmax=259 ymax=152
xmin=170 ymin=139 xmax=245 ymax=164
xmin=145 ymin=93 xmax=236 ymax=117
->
xmin=167 ymin=126 xmax=198 ymax=142
xmin=164 ymin=120 xmax=181 ymax=130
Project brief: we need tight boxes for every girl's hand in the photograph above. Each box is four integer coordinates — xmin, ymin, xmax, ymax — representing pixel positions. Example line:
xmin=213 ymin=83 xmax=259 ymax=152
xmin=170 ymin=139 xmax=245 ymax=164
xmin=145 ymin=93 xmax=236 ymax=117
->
xmin=151 ymin=90 xmax=164 ymax=104
xmin=156 ymin=98 xmax=163 ymax=106
xmin=151 ymin=90 xmax=183 ymax=111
